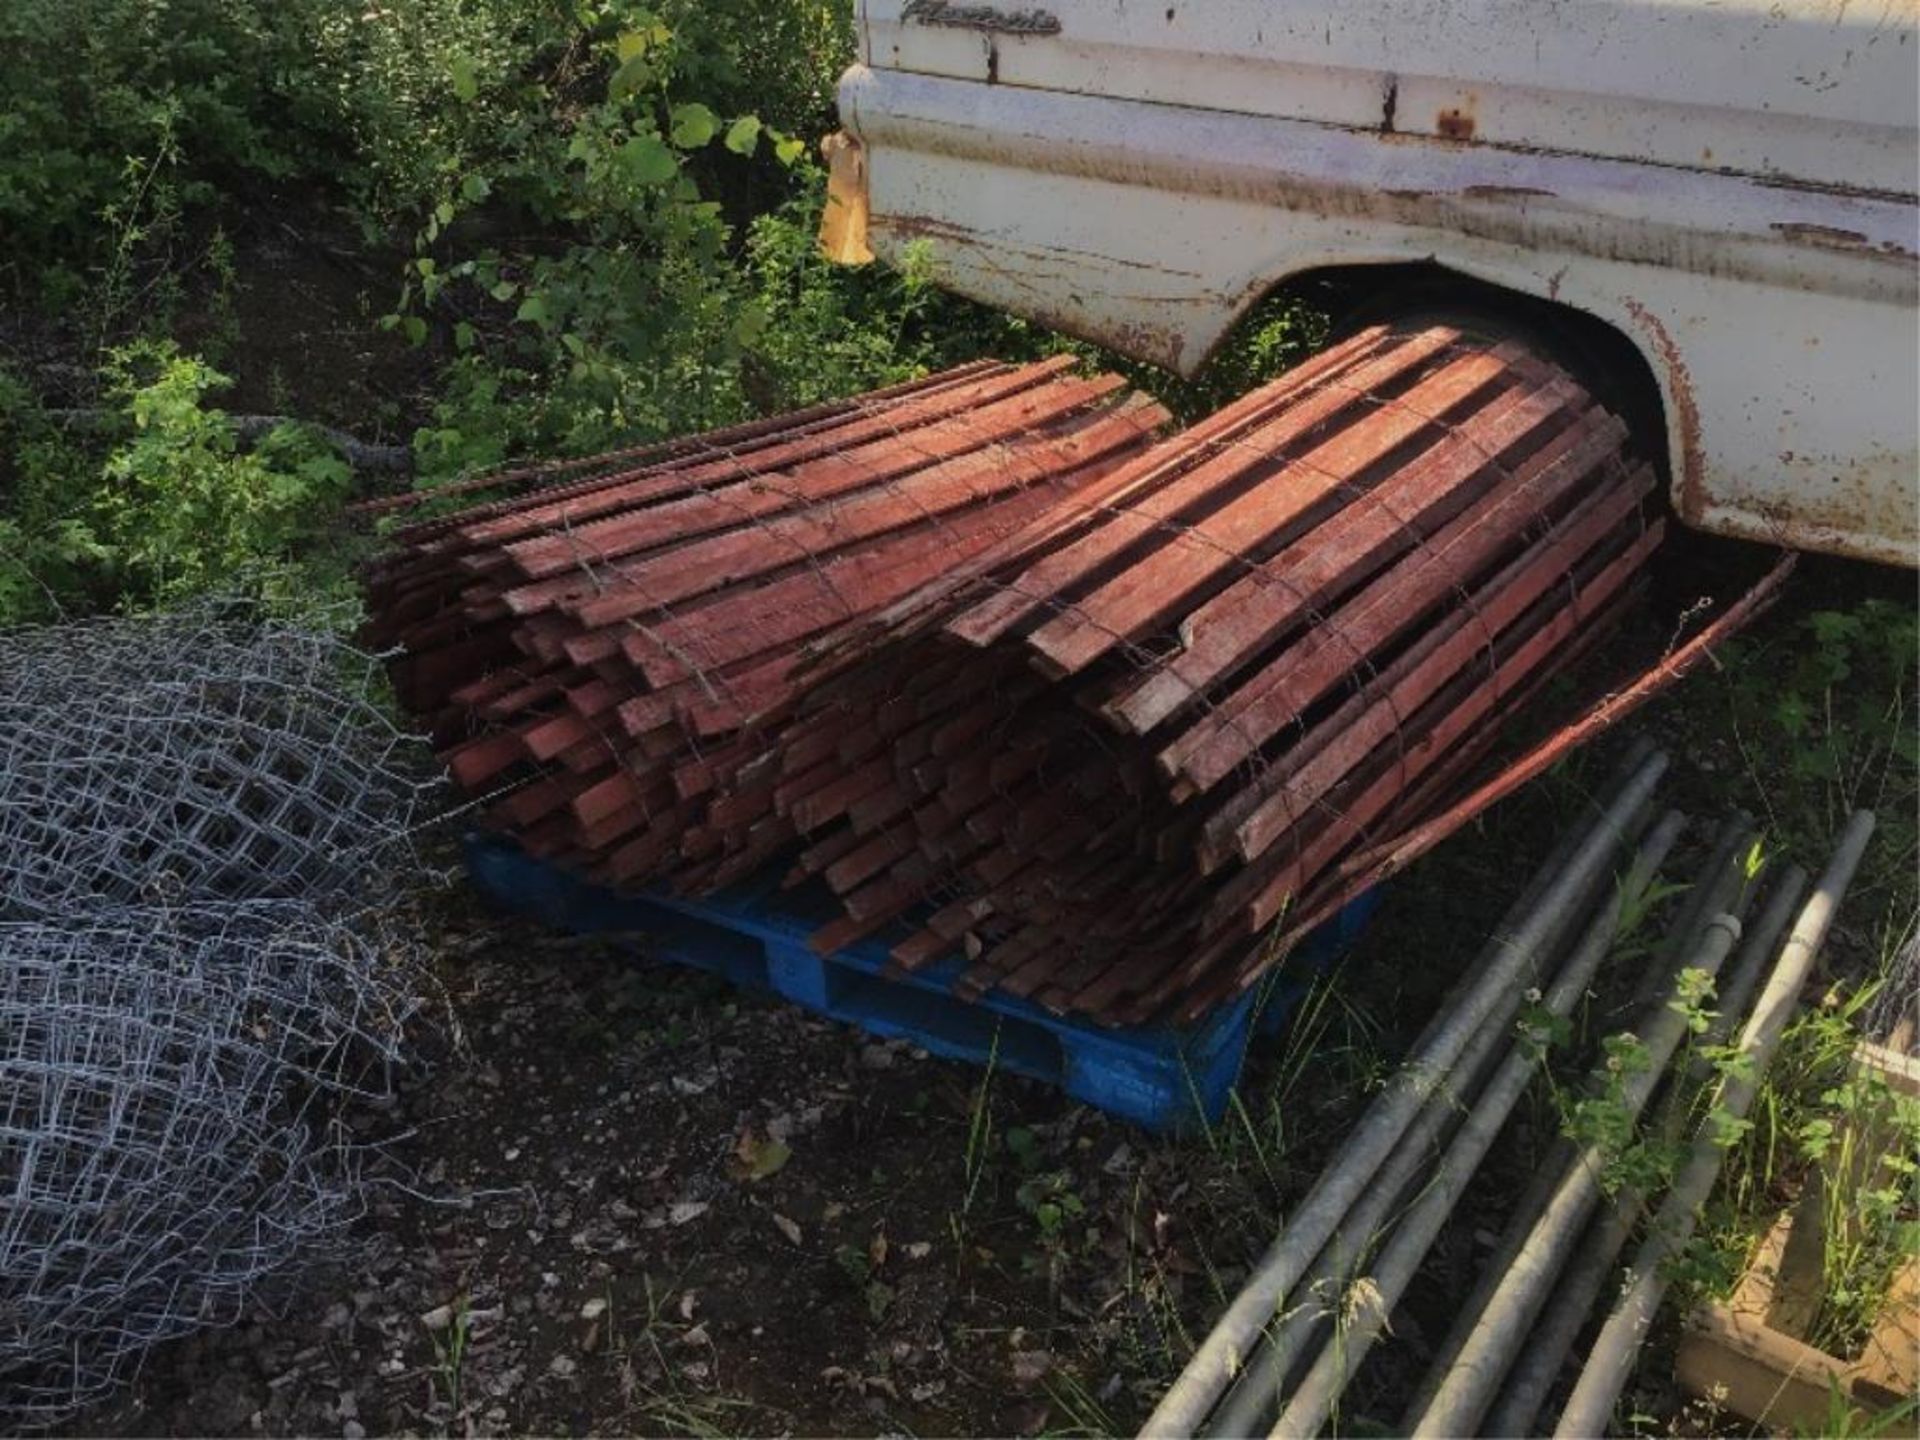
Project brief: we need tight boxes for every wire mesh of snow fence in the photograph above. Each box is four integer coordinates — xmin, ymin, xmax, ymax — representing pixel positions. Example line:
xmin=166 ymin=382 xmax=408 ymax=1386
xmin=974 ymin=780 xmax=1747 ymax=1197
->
xmin=0 ymin=604 xmax=439 ymax=1426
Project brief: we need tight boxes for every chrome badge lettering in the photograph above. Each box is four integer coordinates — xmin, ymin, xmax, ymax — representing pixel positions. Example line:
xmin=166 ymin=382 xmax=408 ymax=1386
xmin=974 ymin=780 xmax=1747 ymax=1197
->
xmin=900 ymin=0 xmax=1062 ymax=37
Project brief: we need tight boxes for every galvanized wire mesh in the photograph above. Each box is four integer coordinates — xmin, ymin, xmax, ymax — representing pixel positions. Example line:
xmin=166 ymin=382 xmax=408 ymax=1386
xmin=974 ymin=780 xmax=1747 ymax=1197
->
xmin=0 ymin=603 xmax=436 ymax=918
xmin=0 ymin=902 xmax=419 ymax=1423
xmin=0 ymin=605 xmax=435 ymax=1424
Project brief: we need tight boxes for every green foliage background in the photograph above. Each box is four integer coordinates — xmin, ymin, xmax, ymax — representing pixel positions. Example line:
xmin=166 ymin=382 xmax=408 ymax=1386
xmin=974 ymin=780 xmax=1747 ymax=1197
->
xmin=0 ymin=0 xmax=1329 ymax=627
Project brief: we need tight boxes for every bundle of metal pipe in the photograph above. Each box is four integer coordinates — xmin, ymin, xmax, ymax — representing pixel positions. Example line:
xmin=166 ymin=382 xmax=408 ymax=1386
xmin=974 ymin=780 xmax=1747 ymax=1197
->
xmin=358 ymin=359 xmax=1170 ymax=888
xmin=1152 ymin=806 xmax=1873 ymax=1436
xmin=1141 ymin=747 xmax=1670 ymax=1438
xmin=768 ymin=323 xmax=1661 ymax=1025
xmin=1146 ymin=781 xmax=1878 ymax=1439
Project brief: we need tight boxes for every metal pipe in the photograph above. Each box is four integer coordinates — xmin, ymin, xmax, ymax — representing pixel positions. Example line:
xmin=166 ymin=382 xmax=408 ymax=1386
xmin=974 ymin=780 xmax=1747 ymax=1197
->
xmin=1394 ymin=1127 xmax=1573 ymax=1432
xmin=1260 ymin=810 xmax=1701 ymax=1439
xmin=1623 ymin=813 xmax=1754 ymax=1012
xmin=1204 ymin=808 xmax=1687 ymax=1440
xmin=1139 ymin=749 xmax=1668 ymax=1439
xmin=1551 ymin=811 xmax=1877 ymax=1439
xmin=1396 ymin=816 xmax=1751 ymax=1430
xmin=1484 ymin=863 xmax=1807 ymax=1438
xmin=1406 ymin=896 xmax=1747 ymax=1440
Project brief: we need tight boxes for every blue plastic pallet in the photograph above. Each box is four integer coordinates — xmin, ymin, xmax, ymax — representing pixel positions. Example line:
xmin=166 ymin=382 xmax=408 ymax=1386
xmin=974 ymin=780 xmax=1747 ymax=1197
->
xmin=463 ymin=833 xmax=1378 ymax=1133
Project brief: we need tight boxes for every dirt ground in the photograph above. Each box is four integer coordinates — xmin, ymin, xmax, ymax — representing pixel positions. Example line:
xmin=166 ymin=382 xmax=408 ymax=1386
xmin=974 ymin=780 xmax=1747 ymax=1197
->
xmin=74 ymin=728 xmax=1706 ymax=1440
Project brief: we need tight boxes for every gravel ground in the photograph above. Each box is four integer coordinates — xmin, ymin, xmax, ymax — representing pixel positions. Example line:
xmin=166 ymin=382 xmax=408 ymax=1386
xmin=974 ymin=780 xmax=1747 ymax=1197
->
xmin=70 ymin=863 xmax=1477 ymax=1439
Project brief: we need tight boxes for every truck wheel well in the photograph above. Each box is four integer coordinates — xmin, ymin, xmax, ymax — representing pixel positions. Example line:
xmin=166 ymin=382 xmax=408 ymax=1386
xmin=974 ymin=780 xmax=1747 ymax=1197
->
xmin=1250 ymin=262 xmax=1671 ymax=481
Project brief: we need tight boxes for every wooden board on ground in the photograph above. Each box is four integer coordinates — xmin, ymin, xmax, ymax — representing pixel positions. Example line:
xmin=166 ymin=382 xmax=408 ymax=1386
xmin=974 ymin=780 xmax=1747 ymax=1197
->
xmin=1675 ymin=1039 xmax=1919 ymax=1431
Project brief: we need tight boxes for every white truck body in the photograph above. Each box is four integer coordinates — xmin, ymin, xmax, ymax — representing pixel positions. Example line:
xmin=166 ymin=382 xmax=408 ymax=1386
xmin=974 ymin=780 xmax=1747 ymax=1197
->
xmin=836 ymin=0 xmax=1920 ymax=565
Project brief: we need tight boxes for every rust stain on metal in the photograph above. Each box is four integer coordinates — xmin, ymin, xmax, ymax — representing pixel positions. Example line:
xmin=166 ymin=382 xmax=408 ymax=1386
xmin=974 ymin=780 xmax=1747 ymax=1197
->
xmin=1622 ymin=296 xmax=1707 ymax=523
xmin=1772 ymin=220 xmax=1871 ymax=248
xmin=877 ymin=213 xmax=982 ymax=247
xmin=1462 ymin=184 xmax=1555 ymax=200
xmin=1770 ymin=220 xmax=1915 ymax=261
xmin=1435 ymin=107 xmax=1477 ymax=142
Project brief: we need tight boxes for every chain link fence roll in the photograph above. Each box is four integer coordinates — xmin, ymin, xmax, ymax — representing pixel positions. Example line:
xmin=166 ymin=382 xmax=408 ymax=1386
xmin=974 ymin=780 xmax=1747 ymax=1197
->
xmin=0 ymin=602 xmax=436 ymax=919
xmin=0 ymin=603 xmax=437 ymax=1425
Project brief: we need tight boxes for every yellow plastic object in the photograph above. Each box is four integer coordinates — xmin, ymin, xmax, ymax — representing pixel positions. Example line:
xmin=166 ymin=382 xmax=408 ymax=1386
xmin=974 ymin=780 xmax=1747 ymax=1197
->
xmin=817 ymin=132 xmax=873 ymax=265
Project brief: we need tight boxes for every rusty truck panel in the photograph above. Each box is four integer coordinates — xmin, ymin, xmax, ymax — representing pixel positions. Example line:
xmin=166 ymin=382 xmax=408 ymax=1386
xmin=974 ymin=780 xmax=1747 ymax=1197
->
xmin=839 ymin=1 xmax=1920 ymax=566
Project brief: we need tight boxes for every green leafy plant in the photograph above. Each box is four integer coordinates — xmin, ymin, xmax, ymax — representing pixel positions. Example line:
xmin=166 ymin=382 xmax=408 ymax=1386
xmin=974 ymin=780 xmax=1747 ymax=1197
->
xmin=1792 ymin=1381 xmax=1919 ymax=1439
xmin=0 ymin=345 xmax=351 ymax=624
xmin=426 ymin=1295 xmax=473 ymax=1412
xmin=95 ymin=343 xmax=352 ymax=602
xmin=379 ymin=5 xmax=840 ymax=474
xmin=0 ymin=0 xmax=321 ymax=284
xmin=1719 ymin=596 xmax=1917 ymax=930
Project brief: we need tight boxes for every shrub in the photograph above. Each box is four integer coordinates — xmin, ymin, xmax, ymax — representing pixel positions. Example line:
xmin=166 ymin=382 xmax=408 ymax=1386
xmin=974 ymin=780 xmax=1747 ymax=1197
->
xmin=0 ymin=0 xmax=330 ymax=283
xmin=0 ymin=347 xmax=350 ymax=624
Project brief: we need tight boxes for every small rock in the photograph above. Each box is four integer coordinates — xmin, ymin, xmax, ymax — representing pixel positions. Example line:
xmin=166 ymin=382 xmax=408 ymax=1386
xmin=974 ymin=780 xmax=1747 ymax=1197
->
xmin=343 ymin=1423 xmax=366 ymax=1440
xmin=859 ymin=1044 xmax=895 ymax=1070
xmin=420 ymin=1304 xmax=454 ymax=1332
xmin=548 ymin=1354 xmax=579 ymax=1379
xmin=580 ymin=1297 xmax=608 ymax=1321
xmin=1010 ymin=1350 xmax=1052 ymax=1387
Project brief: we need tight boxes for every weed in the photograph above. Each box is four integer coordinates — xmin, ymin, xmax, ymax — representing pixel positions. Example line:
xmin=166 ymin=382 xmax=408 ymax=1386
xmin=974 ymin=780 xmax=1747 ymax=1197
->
xmin=0 ymin=345 xmax=351 ymax=623
xmin=1792 ymin=1382 xmax=1919 ymax=1439
xmin=1719 ymin=595 xmax=1917 ymax=929
xmin=953 ymin=1025 xmax=1001 ymax=1242
xmin=1043 ymin=1367 xmax=1119 ymax=1437
xmin=1684 ymin=957 xmax=1920 ymax=1358
xmin=425 ymin=1296 xmax=472 ymax=1413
